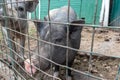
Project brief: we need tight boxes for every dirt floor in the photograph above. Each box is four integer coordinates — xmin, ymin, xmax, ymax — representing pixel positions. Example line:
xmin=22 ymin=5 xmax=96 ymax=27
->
xmin=0 ymin=21 xmax=120 ymax=80
xmin=74 ymin=26 xmax=120 ymax=80
xmin=80 ymin=27 xmax=120 ymax=57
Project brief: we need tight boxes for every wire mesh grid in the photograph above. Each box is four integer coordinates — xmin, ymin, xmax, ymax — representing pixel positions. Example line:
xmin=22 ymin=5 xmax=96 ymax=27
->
xmin=0 ymin=0 xmax=120 ymax=80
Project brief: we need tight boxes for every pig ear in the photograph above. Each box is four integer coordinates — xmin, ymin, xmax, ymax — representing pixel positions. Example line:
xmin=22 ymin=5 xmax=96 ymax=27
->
xmin=25 ymin=0 xmax=38 ymax=12
xmin=34 ymin=20 xmax=41 ymax=26
xmin=69 ymin=18 xmax=85 ymax=34
xmin=34 ymin=20 xmax=44 ymax=33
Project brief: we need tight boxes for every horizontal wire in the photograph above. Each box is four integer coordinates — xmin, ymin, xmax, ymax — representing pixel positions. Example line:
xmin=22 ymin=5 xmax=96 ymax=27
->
xmin=5 ymin=34 xmax=104 ymax=80
xmin=0 ymin=19 xmax=119 ymax=79
xmin=1 ymin=15 xmax=120 ymax=28
xmin=0 ymin=1 xmax=119 ymax=79
xmin=2 ymin=27 xmax=102 ymax=55
xmin=1 ymin=38 xmax=61 ymax=80
xmin=0 ymin=32 xmax=104 ymax=79
xmin=2 ymin=24 xmax=120 ymax=59
xmin=0 ymin=58 xmax=27 ymax=80
xmin=0 ymin=51 xmax=36 ymax=80
xmin=4 ymin=26 xmax=120 ymax=59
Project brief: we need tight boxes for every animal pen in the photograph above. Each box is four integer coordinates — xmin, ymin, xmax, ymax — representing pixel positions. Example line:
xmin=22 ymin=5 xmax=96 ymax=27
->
xmin=0 ymin=0 xmax=120 ymax=80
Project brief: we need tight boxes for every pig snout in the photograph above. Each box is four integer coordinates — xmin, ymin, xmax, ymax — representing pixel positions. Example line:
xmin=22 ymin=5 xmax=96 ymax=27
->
xmin=24 ymin=59 xmax=37 ymax=75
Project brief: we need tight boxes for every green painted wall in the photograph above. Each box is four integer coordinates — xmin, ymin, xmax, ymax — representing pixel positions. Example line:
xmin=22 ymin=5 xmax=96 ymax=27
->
xmin=32 ymin=0 xmax=102 ymax=24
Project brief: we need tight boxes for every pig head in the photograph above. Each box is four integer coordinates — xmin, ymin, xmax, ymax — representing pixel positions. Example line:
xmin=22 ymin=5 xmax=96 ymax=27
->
xmin=25 ymin=6 xmax=85 ymax=79
xmin=0 ymin=0 xmax=38 ymax=19
xmin=0 ymin=0 xmax=38 ymax=61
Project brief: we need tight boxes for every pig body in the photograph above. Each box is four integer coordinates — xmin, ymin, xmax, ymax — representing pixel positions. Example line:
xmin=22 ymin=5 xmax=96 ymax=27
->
xmin=0 ymin=0 xmax=38 ymax=61
xmin=25 ymin=6 xmax=85 ymax=80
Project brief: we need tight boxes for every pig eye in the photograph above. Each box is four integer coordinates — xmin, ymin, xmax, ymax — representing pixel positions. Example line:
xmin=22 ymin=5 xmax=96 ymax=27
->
xmin=18 ymin=7 xmax=24 ymax=11
xmin=55 ymin=38 xmax=62 ymax=42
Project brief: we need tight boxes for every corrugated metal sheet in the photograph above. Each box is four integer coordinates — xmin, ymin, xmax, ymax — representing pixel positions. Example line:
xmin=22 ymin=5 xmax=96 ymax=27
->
xmin=32 ymin=0 xmax=102 ymax=24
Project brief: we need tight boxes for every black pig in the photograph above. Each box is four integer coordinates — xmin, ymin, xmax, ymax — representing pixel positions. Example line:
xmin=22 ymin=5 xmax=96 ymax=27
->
xmin=25 ymin=6 xmax=85 ymax=80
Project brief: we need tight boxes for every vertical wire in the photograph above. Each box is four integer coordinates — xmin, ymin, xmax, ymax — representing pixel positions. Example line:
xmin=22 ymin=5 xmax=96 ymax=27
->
xmin=2 ymin=0 xmax=15 ymax=76
xmin=35 ymin=0 xmax=42 ymax=79
xmin=88 ymin=0 xmax=98 ymax=73
xmin=2 ymin=0 xmax=10 ymax=63
xmin=33 ymin=0 xmax=43 ymax=79
xmin=9 ymin=1 xmax=19 ymax=79
xmin=0 ymin=27 xmax=7 ymax=79
xmin=26 ymin=0 xmax=32 ymax=75
xmin=20 ymin=0 xmax=26 ymax=79
xmin=17 ymin=0 xmax=25 ymax=62
xmin=24 ymin=0 xmax=33 ymax=77
xmin=16 ymin=0 xmax=21 ymax=59
xmin=17 ymin=0 xmax=28 ymax=79
xmin=36 ymin=24 xmax=41 ymax=79
xmin=17 ymin=0 xmax=23 ymax=61
xmin=10 ymin=0 xmax=16 ymax=57
xmin=0 ymin=40 xmax=4 ymax=78
xmin=0 ymin=0 xmax=10 ymax=78
xmin=47 ymin=0 xmax=53 ymax=79
xmin=79 ymin=0 xmax=82 ymax=18
xmin=66 ymin=0 xmax=70 ymax=79
xmin=21 ymin=0 xmax=25 ymax=60
xmin=9 ymin=0 xmax=18 ymax=78
xmin=0 ymin=28 xmax=4 ymax=77
xmin=2 ymin=0 xmax=18 ymax=80
xmin=15 ymin=1 xmax=24 ymax=71
xmin=15 ymin=0 xmax=19 ymax=65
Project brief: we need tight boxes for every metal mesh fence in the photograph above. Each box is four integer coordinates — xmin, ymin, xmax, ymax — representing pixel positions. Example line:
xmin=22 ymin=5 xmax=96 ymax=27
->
xmin=0 ymin=0 xmax=120 ymax=80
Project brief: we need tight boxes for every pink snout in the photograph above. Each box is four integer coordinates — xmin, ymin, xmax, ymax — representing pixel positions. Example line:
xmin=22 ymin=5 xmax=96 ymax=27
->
xmin=24 ymin=59 xmax=37 ymax=75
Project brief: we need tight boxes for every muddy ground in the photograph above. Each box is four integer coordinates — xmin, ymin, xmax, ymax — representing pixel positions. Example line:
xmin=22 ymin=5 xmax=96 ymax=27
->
xmin=0 ymin=21 xmax=120 ymax=80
